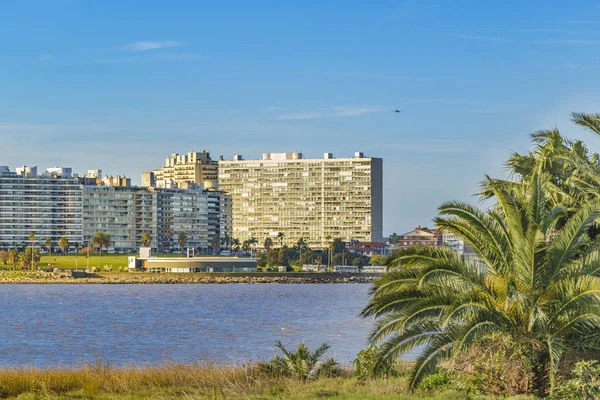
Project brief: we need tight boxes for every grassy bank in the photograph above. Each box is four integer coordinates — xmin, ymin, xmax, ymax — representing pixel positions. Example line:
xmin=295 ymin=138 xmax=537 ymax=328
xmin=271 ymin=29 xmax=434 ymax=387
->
xmin=37 ymin=254 xmax=130 ymax=270
xmin=0 ymin=362 xmax=528 ymax=399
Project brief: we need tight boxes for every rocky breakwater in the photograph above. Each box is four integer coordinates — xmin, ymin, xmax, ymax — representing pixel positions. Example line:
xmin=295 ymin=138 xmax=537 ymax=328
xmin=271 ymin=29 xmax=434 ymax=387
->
xmin=0 ymin=271 xmax=379 ymax=284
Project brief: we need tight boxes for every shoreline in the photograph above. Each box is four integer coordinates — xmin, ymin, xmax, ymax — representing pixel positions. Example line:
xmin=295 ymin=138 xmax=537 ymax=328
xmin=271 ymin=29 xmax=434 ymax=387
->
xmin=0 ymin=271 xmax=379 ymax=284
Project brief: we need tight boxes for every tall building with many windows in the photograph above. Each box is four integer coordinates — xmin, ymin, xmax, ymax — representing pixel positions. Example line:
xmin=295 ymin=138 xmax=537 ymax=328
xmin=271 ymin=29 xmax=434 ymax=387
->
xmin=218 ymin=152 xmax=383 ymax=248
xmin=0 ymin=166 xmax=232 ymax=253
xmin=144 ymin=151 xmax=219 ymax=190
xmin=84 ymin=186 xmax=232 ymax=252
xmin=0 ymin=170 xmax=83 ymax=249
xmin=82 ymin=186 xmax=157 ymax=250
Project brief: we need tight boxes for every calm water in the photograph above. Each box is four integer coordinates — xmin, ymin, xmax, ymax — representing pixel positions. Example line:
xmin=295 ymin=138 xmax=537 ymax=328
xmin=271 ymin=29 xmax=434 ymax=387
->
xmin=0 ymin=284 xmax=375 ymax=367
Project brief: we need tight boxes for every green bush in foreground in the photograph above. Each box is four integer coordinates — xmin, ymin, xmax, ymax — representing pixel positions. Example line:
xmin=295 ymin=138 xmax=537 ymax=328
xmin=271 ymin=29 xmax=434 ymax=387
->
xmin=259 ymin=341 xmax=338 ymax=381
xmin=353 ymin=345 xmax=396 ymax=380
xmin=549 ymin=360 xmax=600 ymax=400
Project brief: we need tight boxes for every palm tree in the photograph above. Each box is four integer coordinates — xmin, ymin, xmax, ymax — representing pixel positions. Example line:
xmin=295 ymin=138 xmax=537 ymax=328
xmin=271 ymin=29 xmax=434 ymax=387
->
xmin=264 ymin=237 xmax=273 ymax=251
xmin=141 ymin=233 xmax=151 ymax=247
xmin=177 ymin=232 xmax=188 ymax=257
xmin=44 ymin=237 xmax=53 ymax=257
xmin=277 ymin=232 xmax=285 ymax=248
xmin=259 ymin=341 xmax=338 ymax=381
xmin=92 ymin=232 xmax=111 ymax=257
xmin=248 ymin=237 xmax=258 ymax=256
xmin=297 ymin=237 xmax=307 ymax=263
xmin=231 ymin=238 xmax=240 ymax=253
xmin=211 ymin=237 xmax=220 ymax=253
xmin=362 ymin=173 xmax=600 ymax=395
xmin=220 ymin=234 xmax=231 ymax=252
xmin=8 ymin=249 xmax=17 ymax=269
xmin=242 ymin=240 xmax=251 ymax=255
xmin=58 ymin=236 xmax=69 ymax=256
xmin=28 ymin=232 xmax=35 ymax=268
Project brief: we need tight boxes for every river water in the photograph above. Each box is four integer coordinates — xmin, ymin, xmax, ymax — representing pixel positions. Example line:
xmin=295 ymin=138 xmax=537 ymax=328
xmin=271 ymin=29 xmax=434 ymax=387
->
xmin=0 ymin=284 xmax=375 ymax=367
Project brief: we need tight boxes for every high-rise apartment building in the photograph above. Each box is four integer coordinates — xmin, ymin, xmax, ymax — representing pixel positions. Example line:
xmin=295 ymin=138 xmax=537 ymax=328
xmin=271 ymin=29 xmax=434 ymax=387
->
xmin=84 ymin=187 xmax=232 ymax=252
xmin=144 ymin=151 xmax=219 ymax=190
xmin=83 ymin=186 xmax=157 ymax=250
xmin=218 ymin=152 xmax=383 ymax=248
xmin=0 ymin=166 xmax=231 ymax=253
xmin=0 ymin=170 xmax=83 ymax=249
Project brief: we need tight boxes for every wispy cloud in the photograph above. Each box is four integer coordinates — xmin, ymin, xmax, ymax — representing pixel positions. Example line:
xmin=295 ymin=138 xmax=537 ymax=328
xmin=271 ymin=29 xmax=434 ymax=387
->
xmin=454 ymin=34 xmax=511 ymax=42
xmin=534 ymin=38 xmax=600 ymax=45
xmin=566 ymin=20 xmax=600 ymax=25
xmin=38 ymin=54 xmax=52 ymax=61
xmin=508 ymin=28 xmax=571 ymax=34
xmin=277 ymin=106 xmax=384 ymax=120
xmin=125 ymin=41 xmax=182 ymax=51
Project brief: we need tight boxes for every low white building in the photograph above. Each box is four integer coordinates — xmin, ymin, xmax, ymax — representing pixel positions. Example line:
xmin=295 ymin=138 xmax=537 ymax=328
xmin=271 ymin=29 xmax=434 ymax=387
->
xmin=362 ymin=265 xmax=386 ymax=274
xmin=302 ymin=264 xmax=327 ymax=272
xmin=334 ymin=265 xmax=359 ymax=273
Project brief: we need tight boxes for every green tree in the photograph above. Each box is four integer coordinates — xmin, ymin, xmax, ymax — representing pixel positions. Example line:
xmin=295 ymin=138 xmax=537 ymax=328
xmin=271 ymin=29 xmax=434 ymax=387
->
xmin=177 ymin=232 xmax=188 ymax=256
xmin=277 ymin=246 xmax=289 ymax=266
xmin=8 ymin=249 xmax=18 ymax=268
xmin=58 ymin=236 xmax=69 ymax=256
xmin=387 ymin=233 xmax=400 ymax=244
xmin=211 ymin=237 xmax=220 ymax=253
xmin=92 ymin=232 xmax=111 ymax=257
xmin=0 ymin=250 xmax=9 ymax=265
xmin=362 ymin=173 xmax=600 ymax=395
xmin=259 ymin=341 xmax=338 ymax=381
xmin=264 ymin=237 xmax=273 ymax=251
xmin=296 ymin=238 xmax=308 ymax=262
xmin=44 ymin=237 xmax=53 ymax=257
xmin=242 ymin=239 xmax=251 ymax=255
xmin=141 ymin=233 xmax=151 ymax=247
xmin=220 ymin=234 xmax=231 ymax=251
xmin=19 ymin=247 xmax=40 ymax=269
xmin=231 ymin=238 xmax=240 ymax=252
xmin=277 ymin=232 xmax=285 ymax=248
xmin=369 ymin=254 xmax=385 ymax=266
xmin=28 ymin=232 xmax=35 ymax=268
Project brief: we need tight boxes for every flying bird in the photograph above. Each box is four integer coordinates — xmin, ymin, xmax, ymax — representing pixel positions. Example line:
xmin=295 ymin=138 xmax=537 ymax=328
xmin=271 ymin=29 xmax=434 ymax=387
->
xmin=394 ymin=109 xmax=402 ymax=113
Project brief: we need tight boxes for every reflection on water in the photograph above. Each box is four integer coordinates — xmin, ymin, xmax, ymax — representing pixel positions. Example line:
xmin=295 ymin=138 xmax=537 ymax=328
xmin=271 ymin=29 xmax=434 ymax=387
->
xmin=0 ymin=284 xmax=373 ymax=367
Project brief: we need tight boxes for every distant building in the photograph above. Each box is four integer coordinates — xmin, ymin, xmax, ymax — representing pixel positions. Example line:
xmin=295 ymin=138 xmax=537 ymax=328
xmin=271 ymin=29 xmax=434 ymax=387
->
xmin=144 ymin=151 xmax=219 ymax=190
xmin=362 ymin=265 xmax=386 ymax=274
xmin=346 ymin=241 xmax=390 ymax=257
xmin=141 ymin=171 xmax=155 ymax=188
xmin=85 ymin=187 xmax=232 ymax=252
xmin=395 ymin=226 xmax=465 ymax=255
xmin=78 ymin=170 xmax=131 ymax=187
xmin=0 ymin=165 xmax=231 ymax=253
xmin=0 ymin=168 xmax=83 ymax=249
xmin=334 ymin=265 xmax=359 ymax=273
xmin=83 ymin=186 xmax=156 ymax=251
xmin=302 ymin=264 xmax=327 ymax=272
xmin=45 ymin=167 xmax=73 ymax=178
xmin=218 ymin=151 xmax=383 ymax=249
xmin=396 ymin=226 xmax=438 ymax=249
xmin=15 ymin=166 xmax=38 ymax=177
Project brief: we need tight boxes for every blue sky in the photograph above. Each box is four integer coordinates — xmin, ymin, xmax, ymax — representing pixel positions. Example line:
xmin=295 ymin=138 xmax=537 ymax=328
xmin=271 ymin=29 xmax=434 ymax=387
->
xmin=3 ymin=0 xmax=600 ymax=235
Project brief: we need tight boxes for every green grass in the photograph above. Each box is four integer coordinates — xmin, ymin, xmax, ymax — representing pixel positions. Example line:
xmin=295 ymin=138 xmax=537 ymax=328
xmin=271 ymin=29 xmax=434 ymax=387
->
xmin=36 ymin=254 xmax=131 ymax=270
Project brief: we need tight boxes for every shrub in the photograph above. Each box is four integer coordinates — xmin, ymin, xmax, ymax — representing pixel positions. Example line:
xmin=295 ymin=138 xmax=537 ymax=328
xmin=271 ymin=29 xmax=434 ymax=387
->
xmin=447 ymin=334 xmax=533 ymax=396
xmin=549 ymin=360 xmax=600 ymax=399
xmin=353 ymin=346 xmax=396 ymax=380
xmin=259 ymin=341 xmax=338 ymax=381
xmin=418 ymin=369 xmax=453 ymax=392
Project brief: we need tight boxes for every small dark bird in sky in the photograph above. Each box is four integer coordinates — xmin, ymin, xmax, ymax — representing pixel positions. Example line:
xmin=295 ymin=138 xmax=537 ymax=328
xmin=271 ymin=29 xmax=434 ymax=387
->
xmin=394 ymin=109 xmax=402 ymax=113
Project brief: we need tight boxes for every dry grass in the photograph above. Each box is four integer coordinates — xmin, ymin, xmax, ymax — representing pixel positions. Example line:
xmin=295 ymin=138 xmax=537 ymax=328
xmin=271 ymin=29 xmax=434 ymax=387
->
xmin=0 ymin=361 xmax=528 ymax=399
